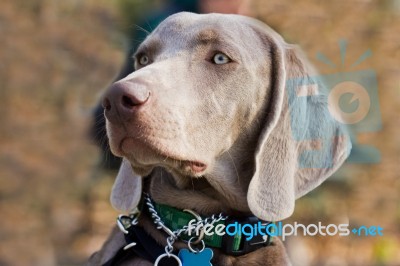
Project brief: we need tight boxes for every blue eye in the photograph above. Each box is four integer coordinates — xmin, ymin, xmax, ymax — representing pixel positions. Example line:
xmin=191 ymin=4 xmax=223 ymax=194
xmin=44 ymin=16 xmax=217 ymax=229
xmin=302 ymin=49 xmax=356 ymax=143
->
xmin=139 ymin=55 xmax=149 ymax=65
xmin=212 ymin=53 xmax=230 ymax=64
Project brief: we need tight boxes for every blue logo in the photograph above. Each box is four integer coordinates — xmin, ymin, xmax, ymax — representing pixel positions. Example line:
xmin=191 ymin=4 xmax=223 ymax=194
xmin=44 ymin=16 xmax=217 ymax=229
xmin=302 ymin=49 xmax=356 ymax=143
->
xmin=187 ymin=219 xmax=384 ymax=241
xmin=286 ymin=40 xmax=381 ymax=168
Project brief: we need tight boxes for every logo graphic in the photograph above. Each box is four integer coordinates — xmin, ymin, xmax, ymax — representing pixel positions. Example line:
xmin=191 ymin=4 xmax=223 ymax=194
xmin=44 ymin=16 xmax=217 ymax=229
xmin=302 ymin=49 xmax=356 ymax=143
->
xmin=328 ymin=81 xmax=371 ymax=125
xmin=287 ymin=40 xmax=381 ymax=167
xmin=186 ymin=220 xmax=384 ymax=241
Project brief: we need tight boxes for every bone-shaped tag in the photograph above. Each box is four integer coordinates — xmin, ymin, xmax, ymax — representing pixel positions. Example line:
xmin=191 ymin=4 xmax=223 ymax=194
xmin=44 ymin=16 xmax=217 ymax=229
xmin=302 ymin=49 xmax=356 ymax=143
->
xmin=178 ymin=248 xmax=213 ymax=266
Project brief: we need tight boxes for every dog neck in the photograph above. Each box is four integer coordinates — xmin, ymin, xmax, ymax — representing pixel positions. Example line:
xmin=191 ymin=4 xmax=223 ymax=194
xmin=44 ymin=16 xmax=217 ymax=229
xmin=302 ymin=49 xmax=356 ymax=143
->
xmin=147 ymin=143 xmax=257 ymax=217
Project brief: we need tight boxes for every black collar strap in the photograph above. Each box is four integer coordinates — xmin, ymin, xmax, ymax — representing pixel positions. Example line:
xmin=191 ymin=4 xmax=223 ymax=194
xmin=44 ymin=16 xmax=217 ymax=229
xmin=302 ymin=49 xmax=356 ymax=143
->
xmin=103 ymin=223 xmax=173 ymax=266
xmin=103 ymin=200 xmax=273 ymax=266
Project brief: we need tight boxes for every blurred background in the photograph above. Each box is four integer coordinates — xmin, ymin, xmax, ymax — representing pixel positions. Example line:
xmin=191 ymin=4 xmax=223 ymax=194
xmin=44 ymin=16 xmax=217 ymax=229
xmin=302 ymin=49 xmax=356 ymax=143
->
xmin=0 ymin=0 xmax=399 ymax=265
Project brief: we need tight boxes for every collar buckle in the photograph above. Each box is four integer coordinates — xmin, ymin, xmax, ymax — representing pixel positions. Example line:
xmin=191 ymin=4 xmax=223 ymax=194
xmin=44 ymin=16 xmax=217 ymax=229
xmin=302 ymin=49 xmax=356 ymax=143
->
xmin=117 ymin=209 xmax=140 ymax=234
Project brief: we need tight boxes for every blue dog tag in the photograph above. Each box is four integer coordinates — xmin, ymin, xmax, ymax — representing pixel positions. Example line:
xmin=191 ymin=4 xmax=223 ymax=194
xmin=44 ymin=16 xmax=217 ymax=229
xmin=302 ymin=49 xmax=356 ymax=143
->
xmin=178 ymin=248 xmax=213 ymax=266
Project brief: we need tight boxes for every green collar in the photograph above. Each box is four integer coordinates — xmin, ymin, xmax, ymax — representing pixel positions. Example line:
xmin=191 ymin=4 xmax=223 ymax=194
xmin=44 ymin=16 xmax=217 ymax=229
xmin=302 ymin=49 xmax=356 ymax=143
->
xmin=150 ymin=200 xmax=274 ymax=255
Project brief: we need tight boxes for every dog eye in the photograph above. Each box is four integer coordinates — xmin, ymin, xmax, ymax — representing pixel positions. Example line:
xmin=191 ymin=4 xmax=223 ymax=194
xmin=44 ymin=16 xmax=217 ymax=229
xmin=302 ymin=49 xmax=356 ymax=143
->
xmin=138 ymin=55 xmax=149 ymax=65
xmin=212 ymin=53 xmax=230 ymax=64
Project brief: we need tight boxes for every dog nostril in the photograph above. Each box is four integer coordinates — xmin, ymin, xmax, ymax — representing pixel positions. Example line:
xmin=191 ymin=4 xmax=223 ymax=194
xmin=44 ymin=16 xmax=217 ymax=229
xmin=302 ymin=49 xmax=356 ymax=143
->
xmin=102 ymin=98 xmax=112 ymax=111
xmin=122 ymin=95 xmax=135 ymax=108
xmin=121 ymin=91 xmax=150 ymax=109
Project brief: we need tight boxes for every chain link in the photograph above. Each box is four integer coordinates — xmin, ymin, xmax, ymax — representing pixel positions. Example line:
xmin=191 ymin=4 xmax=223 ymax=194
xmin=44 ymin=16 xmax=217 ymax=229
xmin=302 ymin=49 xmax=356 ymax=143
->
xmin=144 ymin=193 xmax=228 ymax=240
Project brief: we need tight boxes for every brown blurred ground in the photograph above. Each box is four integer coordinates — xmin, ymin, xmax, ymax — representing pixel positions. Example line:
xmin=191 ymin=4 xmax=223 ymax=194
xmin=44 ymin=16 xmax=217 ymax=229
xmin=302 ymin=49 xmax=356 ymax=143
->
xmin=0 ymin=0 xmax=399 ymax=265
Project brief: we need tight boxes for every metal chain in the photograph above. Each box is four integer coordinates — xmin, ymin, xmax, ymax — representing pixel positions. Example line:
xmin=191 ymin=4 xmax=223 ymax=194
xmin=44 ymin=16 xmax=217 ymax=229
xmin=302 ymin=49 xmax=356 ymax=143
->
xmin=174 ymin=213 xmax=228 ymax=238
xmin=120 ymin=194 xmax=228 ymax=265
xmin=144 ymin=193 xmax=228 ymax=241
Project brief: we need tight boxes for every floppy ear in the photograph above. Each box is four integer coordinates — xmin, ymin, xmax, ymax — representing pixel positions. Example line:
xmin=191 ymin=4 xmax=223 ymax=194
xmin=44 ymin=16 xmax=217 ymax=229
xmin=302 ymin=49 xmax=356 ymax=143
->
xmin=247 ymin=22 xmax=351 ymax=221
xmin=110 ymin=158 xmax=142 ymax=213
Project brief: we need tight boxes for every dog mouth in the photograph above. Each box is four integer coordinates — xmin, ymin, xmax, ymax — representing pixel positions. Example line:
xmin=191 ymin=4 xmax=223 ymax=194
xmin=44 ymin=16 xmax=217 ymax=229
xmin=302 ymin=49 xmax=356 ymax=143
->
xmin=181 ymin=161 xmax=207 ymax=174
xmin=118 ymin=137 xmax=208 ymax=175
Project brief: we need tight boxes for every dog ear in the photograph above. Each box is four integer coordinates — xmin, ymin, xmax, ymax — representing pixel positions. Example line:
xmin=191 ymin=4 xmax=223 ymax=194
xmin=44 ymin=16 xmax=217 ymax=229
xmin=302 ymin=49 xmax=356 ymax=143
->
xmin=110 ymin=158 xmax=142 ymax=213
xmin=247 ymin=21 xmax=351 ymax=221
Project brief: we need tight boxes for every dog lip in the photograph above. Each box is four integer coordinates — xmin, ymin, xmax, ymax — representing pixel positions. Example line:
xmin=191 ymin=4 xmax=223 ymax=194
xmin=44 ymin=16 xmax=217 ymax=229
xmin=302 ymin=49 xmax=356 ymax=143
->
xmin=119 ymin=137 xmax=207 ymax=172
xmin=183 ymin=161 xmax=207 ymax=173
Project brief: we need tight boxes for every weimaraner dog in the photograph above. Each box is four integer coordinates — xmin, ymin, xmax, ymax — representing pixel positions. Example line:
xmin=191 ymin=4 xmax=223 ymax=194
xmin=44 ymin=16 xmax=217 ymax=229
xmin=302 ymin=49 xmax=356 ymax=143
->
xmin=89 ymin=12 xmax=351 ymax=266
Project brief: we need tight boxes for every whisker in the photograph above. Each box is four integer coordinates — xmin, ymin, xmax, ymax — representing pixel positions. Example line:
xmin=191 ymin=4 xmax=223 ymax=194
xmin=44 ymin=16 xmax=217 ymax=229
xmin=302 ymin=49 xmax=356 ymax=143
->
xmin=133 ymin=23 xmax=151 ymax=36
xmin=227 ymin=150 xmax=240 ymax=182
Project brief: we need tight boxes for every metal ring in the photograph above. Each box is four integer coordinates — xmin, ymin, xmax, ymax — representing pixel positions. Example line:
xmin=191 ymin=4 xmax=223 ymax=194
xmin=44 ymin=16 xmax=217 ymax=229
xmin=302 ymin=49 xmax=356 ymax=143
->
xmin=154 ymin=253 xmax=182 ymax=266
xmin=183 ymin=209 xmax=204 ymax=244
xmin=188 ymin=238 xmax=205 ymax=253
xmin=116 ymin=216 xmax=129 ymax=234
xmin=123 ymin=242 xmax=137 ymax=250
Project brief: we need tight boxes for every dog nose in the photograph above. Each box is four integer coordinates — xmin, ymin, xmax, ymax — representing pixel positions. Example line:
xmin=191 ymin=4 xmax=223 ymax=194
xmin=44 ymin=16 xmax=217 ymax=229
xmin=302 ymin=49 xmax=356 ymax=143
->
xmin=102 ymin=80 xmax=150 ymax=123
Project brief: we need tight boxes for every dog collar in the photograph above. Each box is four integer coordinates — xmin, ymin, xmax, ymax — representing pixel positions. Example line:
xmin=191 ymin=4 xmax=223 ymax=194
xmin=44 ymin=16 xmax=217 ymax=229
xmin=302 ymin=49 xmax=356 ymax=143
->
xmin=106 ymin=195 xmax=274 ymax=266
xmin=146 ymin=195 xmax=274 ymax=255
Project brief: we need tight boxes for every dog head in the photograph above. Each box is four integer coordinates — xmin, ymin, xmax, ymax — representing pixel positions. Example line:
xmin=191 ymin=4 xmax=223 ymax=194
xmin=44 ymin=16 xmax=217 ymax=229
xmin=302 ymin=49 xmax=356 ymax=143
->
xmin=102 ymin=12 xmax=351 ymax=221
